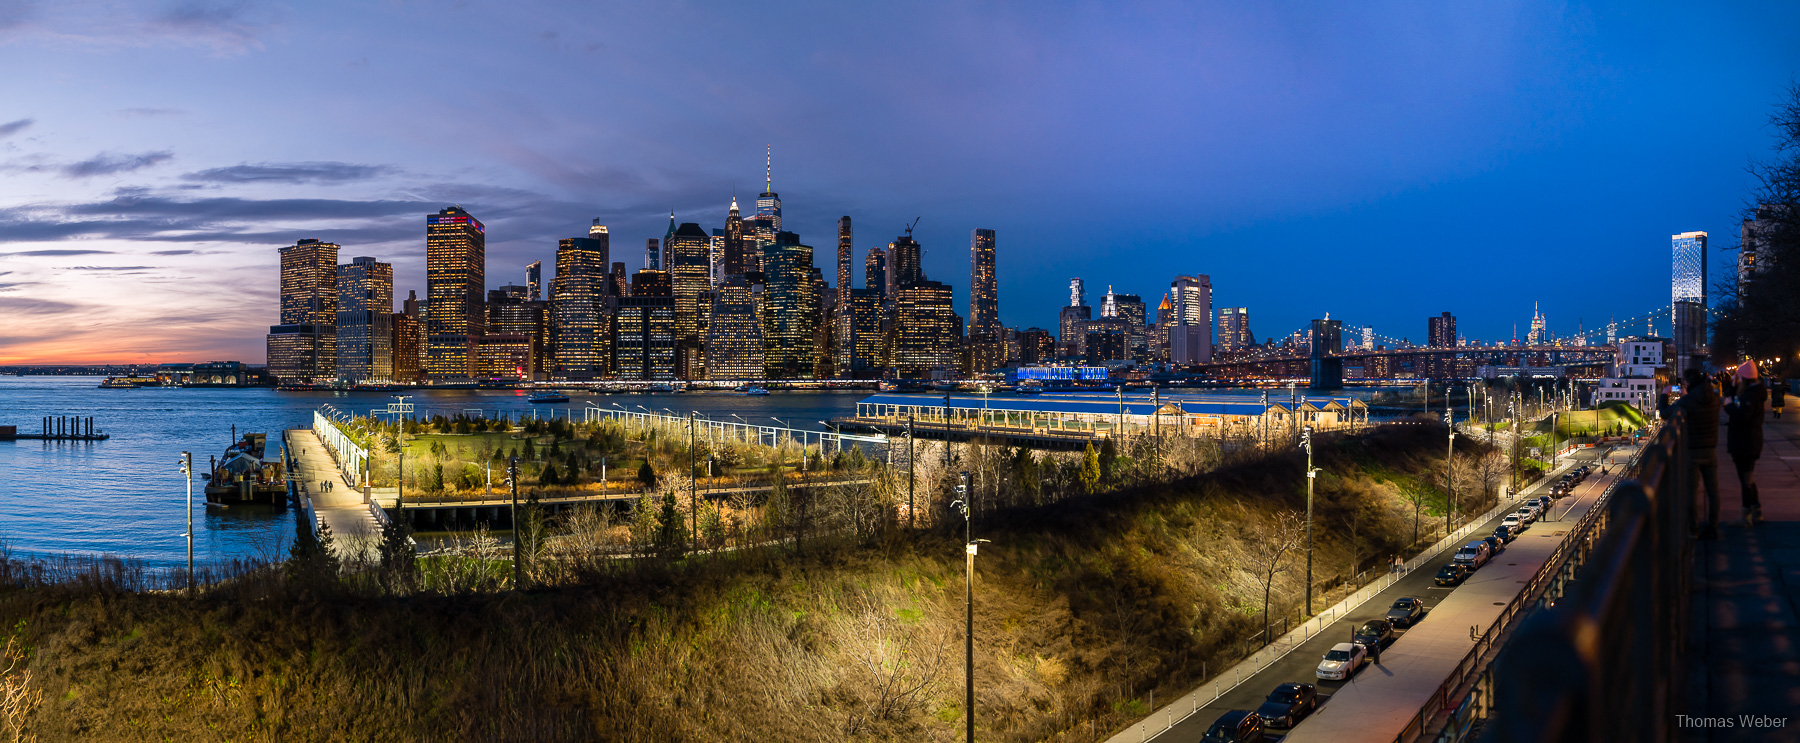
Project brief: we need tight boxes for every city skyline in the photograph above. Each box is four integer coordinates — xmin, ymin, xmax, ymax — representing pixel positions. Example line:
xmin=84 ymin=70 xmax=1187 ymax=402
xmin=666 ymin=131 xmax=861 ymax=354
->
xmin=3 ymin=3 xmax=1798 ymax=363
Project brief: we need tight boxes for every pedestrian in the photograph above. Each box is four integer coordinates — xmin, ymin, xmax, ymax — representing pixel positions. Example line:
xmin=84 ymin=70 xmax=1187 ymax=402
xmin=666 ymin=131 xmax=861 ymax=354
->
xmin=1674 ymin=367 xmax=1723 ymax=539
xmin=1774 ymin=380 xmax=1787 ymax=420
xmin=1725 ymin=360 xmax=1767 ymax=526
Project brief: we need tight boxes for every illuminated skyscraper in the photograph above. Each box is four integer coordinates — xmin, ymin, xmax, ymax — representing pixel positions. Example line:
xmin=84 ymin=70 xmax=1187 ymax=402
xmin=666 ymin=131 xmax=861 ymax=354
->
xmin=1059 ymin=278 xmax=1089 ymax=358
xmin=526 ymin=260 xmax=542 ymax=301
xmin=550 ymin=230 xmax=609 ymax=380
xmin=488 ymin=285 xmax=548 ymax=380
xmin=757 ymin=147 xmax=782 ymax=233
xmin=668 ymin=221 xmax=713 ymax=379
xmin=1428 ymin=312 xmax=1456 ymax=348
xmin=1168 ymin=275 xmax=1212 ymax=364
xmin=705 ymin=276 xmax=764 ymax=380
xmin=391 ymin=290 xmax=424 ymax=382
xmin=888 ymin=231 xmax=923 ymax=294
xmin=894 ymin=280 xmax=962 ymax=378
xmin=1217 ymin=307 xmax=1254 ymax=353
xmin=1527 ymin=303 xmax=1546 ymax=345
xmin=840 ymin=287 xmax=884 ymax=374
xmin=1672 ymin=230 xmax=1709 ymax=372
xmin=645 ymin=238 xmax=660 ymax=271
xmin=724 ymin=196 xmax=752 ymax=277
xmin=266 ymin=238 xmax=340 ymax=383
xmin=865 ymin=245 xmax=888 ymax=299
xmin=838 ymin=216 xmax=854 ymax=306
xmin=616 ymin=272 xmax=675 ymax=381
xmin=336 ymin=256 xmax=393 ymax=382
xmin=761 ymin=231 xmax=817 ymax=378
xmin=424 ymin=206 xmax=486 ymax=381
xmin=968 ymin=228 xmax=1002 ymax=372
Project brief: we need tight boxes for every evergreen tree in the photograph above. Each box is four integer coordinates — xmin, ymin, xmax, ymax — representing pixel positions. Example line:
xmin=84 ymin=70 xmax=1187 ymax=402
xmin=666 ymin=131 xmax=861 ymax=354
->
xmin=656 ymin=492 xmax=685 ymax=558
xmin=377 ymin=519 xmax=417 ymax=594
xmin=638 ymin=460 xmax=658 ymax=489
xmin=523 ymin=438 xmax=537 ymax=461
xmin=1079 ymin=443 xmax=1102 ymax=493
xmin=540 ymin=462 xmax=561 ymax=486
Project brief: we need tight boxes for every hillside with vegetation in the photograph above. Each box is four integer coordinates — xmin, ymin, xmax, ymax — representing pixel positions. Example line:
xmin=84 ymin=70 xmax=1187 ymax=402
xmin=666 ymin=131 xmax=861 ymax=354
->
xmin=0 ymin=421 xmax=1493 ymax=741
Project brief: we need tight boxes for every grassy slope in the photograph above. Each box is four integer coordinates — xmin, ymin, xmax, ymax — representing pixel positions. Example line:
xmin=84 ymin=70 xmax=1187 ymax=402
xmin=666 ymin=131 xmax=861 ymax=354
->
xmin=4 ymin=425 xmax=1464 ymax=742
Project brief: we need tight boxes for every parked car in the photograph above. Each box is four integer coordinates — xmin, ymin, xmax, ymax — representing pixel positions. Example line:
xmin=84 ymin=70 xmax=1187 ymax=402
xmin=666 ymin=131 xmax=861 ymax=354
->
xmin=1516 ymin=505 xmax=1538 ymax=524
xmin=1501 ymin=514 xmax=1525 ymax=532
xmin=1254 ymin=682 xmax=1318 ymax=728
xmin=1385 ymin=597 xmax=1429 ymax=627
xmin=1481 ymin=535 xmax=1505 ymax=555
xmin=1533 ymin=495 xmax=1553 ymax=510
xmin=1434 ymin=563 xmax=1470 ymax=586
xmin=1352 ymin=618 xmax=1394 ymax=648
xmin=1492 ymin=525 xmax=1517 ymax=543
xmin=1200 ymin=709 xmax=1266 ymax=743
xmin=1316 ymin=642 xmax=1368 ymax=681
xmin=1453 ymin=541 xmax=1492 ymax=569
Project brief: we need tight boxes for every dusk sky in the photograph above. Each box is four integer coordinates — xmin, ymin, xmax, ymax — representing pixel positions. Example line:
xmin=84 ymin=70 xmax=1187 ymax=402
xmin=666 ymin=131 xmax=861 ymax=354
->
xmin=2 ymin=1 xmax=1798 ymax=364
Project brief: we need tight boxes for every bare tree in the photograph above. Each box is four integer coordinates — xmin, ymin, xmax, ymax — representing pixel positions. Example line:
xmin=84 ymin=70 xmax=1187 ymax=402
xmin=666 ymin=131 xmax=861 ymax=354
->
xmin=1248 ymin=510 xmax=1306 ymax=645
xmin=840 ymin=598 xmax=949 ymax=737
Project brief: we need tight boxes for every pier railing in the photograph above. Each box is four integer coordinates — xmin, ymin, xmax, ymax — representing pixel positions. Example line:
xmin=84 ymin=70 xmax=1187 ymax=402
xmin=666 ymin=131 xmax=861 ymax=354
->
xmin=313 ymin=411 xmax=367 ymax=487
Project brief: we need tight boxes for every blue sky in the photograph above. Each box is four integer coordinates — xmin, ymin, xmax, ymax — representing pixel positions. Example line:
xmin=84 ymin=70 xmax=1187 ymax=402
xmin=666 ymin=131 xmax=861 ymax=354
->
xmin=1 ymin=0 xmax=1795 ymax=363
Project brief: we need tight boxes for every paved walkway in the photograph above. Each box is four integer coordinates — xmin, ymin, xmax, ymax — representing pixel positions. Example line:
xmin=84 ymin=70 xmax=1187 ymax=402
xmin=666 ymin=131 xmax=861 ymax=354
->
xmin=285 ymin=428 xmax=381 ymax=559
xmin=1112 ymin=445 xmax=1616 ymax=743
xmin=1685 ymin=405 xmax=1800 ymax=742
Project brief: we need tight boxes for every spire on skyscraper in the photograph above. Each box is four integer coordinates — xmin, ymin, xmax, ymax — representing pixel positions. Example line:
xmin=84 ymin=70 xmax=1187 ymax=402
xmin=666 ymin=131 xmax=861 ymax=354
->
xmin=765 ymin=145 xmax=772 ymax=193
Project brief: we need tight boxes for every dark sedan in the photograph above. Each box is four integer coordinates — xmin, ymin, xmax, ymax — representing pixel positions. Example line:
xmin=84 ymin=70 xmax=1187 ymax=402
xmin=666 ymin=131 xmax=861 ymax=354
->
xmin=1352 ymin=618 xmax=1394 ymax=648
xmin=1482 ymin=535 xmax=1505 ymax=556
xmin=1254 ymin=682 xmax=1317 ymax=728
xmin=1435 ymin=563 xmax=1470 ymax=586
xmin=1385 ymin=597 xmax=1429 ymax=627
xmin=1493 ymin=525 xmax=1516 ymax=543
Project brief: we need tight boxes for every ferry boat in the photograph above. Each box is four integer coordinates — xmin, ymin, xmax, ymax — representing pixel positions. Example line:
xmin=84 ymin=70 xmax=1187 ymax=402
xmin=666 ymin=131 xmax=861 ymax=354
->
xmin=737 ymin=386 xmax=770 ymax=396
xmin=527 ymin=391 xmax=571 ymax=404
xmin=98 ymin=377 xmax=137 ymax=389
xmin=203 ymin=433 xmax=287 ymax=506
xmin=1017 ymin=380 xmax=1044 ymax=395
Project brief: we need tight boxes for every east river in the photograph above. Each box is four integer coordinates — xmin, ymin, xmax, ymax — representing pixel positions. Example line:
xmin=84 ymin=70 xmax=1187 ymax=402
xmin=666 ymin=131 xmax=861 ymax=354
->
xmin=0 ymin=376 xmax=874 ymax=567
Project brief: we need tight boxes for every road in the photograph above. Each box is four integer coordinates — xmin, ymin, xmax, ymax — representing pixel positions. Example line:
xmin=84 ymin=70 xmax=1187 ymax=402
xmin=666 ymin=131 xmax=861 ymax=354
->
xmin=1126 ymin=445 xmax=1627 ymax=742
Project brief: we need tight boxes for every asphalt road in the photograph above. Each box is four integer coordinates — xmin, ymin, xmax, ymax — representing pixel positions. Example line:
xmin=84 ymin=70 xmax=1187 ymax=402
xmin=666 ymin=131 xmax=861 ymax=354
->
xmin=1147 ymin=446 xmax=1616 ymax=742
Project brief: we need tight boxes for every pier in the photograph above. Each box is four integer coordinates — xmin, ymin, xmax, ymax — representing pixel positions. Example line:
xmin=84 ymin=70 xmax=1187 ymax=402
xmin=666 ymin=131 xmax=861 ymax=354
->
xmin=0 ymin=416 xmax=111 ymax=441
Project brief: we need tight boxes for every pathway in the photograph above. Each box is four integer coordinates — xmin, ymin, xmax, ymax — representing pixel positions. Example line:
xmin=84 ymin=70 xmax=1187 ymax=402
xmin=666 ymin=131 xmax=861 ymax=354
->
xmin=285 ymin=428 xmax=382 ymax=559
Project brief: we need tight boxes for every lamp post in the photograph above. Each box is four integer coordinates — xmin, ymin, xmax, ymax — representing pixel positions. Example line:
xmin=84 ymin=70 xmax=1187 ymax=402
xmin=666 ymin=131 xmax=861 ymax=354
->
xmin=1300 ymin=428 xmax=1318 ymax=614
xmin=509 ymin=456 xmax=521 ymax=589
xmin=181 ymin=451 xmax=194 ymax=594
xmin=1445 ymin=408 xmax=1455 ymax=537
xmin=907 ymin=413 xmax=916 ymax=529
xmin=950 ymin=473 xmax=984 ymax=743
xmin=690 ymin=412 xmax=698 ymax=546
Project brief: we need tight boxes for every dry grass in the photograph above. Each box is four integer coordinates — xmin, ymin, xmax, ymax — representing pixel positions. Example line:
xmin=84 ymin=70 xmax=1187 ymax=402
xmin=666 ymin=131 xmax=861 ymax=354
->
xmin=0 ymin=423 xmax=1471 ymax=742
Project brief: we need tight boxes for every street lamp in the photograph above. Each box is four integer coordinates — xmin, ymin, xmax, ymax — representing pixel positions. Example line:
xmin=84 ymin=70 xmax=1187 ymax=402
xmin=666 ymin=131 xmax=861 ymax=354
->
xmin=1299 ymin=428 xmax=1319 ymax=614
xmin=950 ymin=473 xmax=986 ymax=743
xmin=1445 ymin=408 xmax=1455 ymax=538
xmin=180 ymin=451 xmax=194 ymax=594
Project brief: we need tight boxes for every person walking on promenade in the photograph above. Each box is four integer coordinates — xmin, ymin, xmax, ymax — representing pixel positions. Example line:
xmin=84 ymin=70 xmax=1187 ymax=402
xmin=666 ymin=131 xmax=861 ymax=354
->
xmin=1774 ymin=379 xmax=1787 ymax=420
xmin=1674 ymin=368 xmax=1723 ymax=540
xmin=1725 ymin=361 xmax=1767 ymax=526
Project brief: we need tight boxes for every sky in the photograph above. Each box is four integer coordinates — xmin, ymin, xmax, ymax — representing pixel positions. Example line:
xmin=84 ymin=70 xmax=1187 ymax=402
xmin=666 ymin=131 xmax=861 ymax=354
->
xmin=1 ymin=0 xmax=1797 ymax=364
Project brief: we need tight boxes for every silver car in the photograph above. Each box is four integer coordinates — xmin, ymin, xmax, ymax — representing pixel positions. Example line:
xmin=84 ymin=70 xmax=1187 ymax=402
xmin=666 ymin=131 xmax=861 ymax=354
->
xmin=1316 ymin=642 xmax=1367 ymax=680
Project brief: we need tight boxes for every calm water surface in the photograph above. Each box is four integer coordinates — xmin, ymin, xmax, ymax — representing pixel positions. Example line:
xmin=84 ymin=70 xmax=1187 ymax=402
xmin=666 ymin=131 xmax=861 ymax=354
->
xmin=0 ymin=377 xmax=873 ymax=566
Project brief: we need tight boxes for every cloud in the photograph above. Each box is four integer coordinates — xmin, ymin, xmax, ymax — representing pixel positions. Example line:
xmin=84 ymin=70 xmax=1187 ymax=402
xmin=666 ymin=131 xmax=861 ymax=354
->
xmin=0 ymin=297 xmax=79 ymax=315
xmin=116 ymin=107 xmax=183 ymax=118
xmin=0 ymin=118 xmax=30 ymax=139
xmin=65 ymin=265 xmax=154 ymax=271
xmin=182 ymin=161 xmax=394 ymax=184
xmin=0 ymin=248 xmax=114 ymax=256
xmin=150 ymin=0 xmax=282 ymax=53
xmin=0 ymin=0 xmax=31 ymax=31
xmin=59 ymin=151 xmax=174 ymax=178
xmin=150 ymin=249 xmax=204 ymax=255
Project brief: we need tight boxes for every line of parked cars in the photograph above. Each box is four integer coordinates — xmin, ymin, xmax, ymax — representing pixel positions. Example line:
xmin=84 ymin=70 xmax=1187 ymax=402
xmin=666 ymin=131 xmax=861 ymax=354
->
xmin=1198 ymin=465 xmax=1594 ymax=741
xmin=1549 ymin=465 xmax=1592 ymax=498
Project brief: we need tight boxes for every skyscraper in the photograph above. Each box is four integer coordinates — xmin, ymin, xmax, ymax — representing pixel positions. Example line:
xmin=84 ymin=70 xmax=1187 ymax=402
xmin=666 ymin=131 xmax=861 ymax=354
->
xmin=1167 ymin=275 xmax=1213 ymax=365
xmin=968 ymin=228 xmax=1002 ymax=372
xmin=1527 ymin=303 xmax=1547 ymax=345
xmin=838 ymin=217 xmax=854 ymax=307
xmin=1672 ymin=230 xmax=1709 ymax=372
xmin=266 ymin=238 xmax=340 ymax=383
xmin=392 ymin=291 xmax=423 ymax=382
xmin=668 ymin=221 xmax=714 ymax=379
xmin=888 ymin=229 xmax=923 ymax=296
xmin=705 ymin=276 xmax=764 ymax=380
xmin=1428 ymin=312 xmax=1456 ymax=348
xmin=488 ymin=284 xmax=548 ymax=380
xmin=757 ymin=147 xmax=782 ymax=233
xmin=336 ymin=256 xmax=393 ymax=383
xmin=424 ymin=206 xmax=486 ymax=381
xmin=550 ymin=232 xmax=609 ymax=380
xmin=840 ymin=287 xmax=884 ymax=374
xmin=1217 ymin=307 xmax=1254 ymax=354
xmin=617 ymin=271 xmax=675 ymax=381
xmin=724 ymin=197 xmax=752 ymax=277
xmin=1059 ymin=278 xmax=1090 ymax=359
xmin=761 ymin=231 xmax=817 ymax=378
xmin=1111 ymin=292 xmax=1148 ymax=361
xmin=865 ymin=245 xmax=888 ymax=299
xmin=526 ymin=260 xmax=542 ymax=301
xmin=644 ymin=238 xmax=661 ymax=271
xmin=894 ymin=280 xmax=962 ymax=378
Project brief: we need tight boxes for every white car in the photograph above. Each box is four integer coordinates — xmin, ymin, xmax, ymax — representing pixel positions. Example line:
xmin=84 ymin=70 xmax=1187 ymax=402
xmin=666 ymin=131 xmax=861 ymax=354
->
xmin=1316 ymin=642 xmax=1368 ymax=681
xmin=1516 ymin=506 xmax=1538 ymax=524
xmin=1501 ymin=514 xmax=1526 ymax=532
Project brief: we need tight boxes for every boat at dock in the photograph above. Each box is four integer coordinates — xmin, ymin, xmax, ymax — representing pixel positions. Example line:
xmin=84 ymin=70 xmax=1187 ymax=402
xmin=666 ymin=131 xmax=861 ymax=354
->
xmin=98 ymin=377 xmax=138 ymax=389
xmin=737 ymin=386 xmax=770 ymax=396
xmin=526 ymin=391 xmax=571 ymax=404
xmin=203 ymin=433 xmax=288 ymax=506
